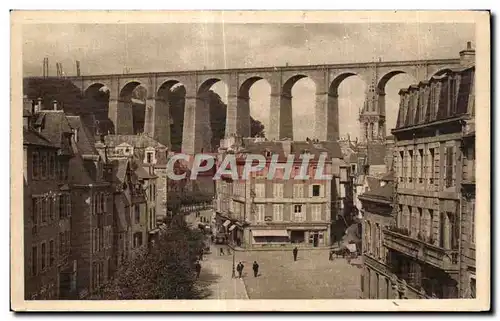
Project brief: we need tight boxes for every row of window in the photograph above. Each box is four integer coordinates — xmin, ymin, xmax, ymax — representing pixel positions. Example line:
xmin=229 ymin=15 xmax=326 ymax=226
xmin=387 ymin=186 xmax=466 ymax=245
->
xmin=92 ymin=226 xmax=112 ymax=253
xmin=31 ymin=151 xmax=69 ymax=181
xmin=32 ymin=194 xmax=71 ymax=232
xmin=398 ymin=71 xmax=473 ymax=129
xmin=253 ymin=183 xmax=323 ymax=199
xmin=365 ymin=203 xmax=474 ymax=259
xmin=251 ymin=165 xmax=323 ymax=179
xmin=396 ymin=205 xmax=464 ymax=250
xmin=395 ymin=144 xmax=456 ymax=188
xmin=254 ymin=203 xmax=322 ymax=222
xmin=31 ymin=238 xmax=57 ymax=276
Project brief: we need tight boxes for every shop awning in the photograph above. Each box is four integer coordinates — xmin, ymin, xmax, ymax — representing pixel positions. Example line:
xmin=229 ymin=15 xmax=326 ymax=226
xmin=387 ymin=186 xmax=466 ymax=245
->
xmin=223 ymin=220 xmax=231 ymax=227
xmin=228 ymin=225 xmax=236 ymax=231
xmin=252 ymin=230 xmax=289 ymax=237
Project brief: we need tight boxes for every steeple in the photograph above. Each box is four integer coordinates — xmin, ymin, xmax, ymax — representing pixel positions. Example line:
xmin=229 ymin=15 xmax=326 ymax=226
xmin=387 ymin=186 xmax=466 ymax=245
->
xmin=359 ymin=58 xmax=386 ymax=144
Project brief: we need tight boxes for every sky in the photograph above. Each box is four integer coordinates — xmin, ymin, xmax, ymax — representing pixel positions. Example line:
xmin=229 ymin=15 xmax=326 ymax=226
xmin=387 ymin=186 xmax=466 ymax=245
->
xmin=22 ymin=23 xmax=475 ymax=140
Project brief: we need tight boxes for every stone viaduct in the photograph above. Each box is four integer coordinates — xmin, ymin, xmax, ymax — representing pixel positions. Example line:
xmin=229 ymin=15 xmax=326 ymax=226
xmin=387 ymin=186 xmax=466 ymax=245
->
xmin=67 ymin=58 xmax=460 ymax=154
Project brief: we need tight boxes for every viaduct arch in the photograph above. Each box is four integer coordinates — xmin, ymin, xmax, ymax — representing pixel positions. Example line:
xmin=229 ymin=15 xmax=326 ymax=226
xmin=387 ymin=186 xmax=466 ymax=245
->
xmin=72 ymin=58 xmax=460 ymax=154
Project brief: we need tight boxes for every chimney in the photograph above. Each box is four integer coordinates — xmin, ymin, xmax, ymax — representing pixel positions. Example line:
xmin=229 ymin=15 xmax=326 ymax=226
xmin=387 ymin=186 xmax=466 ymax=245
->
xmin=52 ymin=99 xmax=58 ymax=111
xmin=459 ymin=41 xmax=475 ymax=67
xmin=34 ymin=97 xmax=42 ymax=113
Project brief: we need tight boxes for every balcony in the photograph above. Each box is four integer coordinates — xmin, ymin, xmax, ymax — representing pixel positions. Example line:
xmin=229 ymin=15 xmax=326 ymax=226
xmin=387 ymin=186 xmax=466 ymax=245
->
xmin=383 ymin=228 xmax=459 ymax=272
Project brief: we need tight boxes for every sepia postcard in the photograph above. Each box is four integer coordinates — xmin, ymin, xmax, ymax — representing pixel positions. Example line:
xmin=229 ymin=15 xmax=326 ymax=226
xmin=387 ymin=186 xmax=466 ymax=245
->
xmin=10 ymin=10 xmax=490 ymax=312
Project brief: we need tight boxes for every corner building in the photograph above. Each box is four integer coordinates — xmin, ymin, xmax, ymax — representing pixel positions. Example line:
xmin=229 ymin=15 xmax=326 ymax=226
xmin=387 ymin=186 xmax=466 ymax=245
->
xmin=381 ymin=43 xmax=476 ymax=299
xmin=215 ymin=137 xmax=345 ymax=249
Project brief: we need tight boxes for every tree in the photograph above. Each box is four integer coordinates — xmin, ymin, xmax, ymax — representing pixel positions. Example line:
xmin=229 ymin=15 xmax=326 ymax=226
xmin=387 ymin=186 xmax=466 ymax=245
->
xmin=250 ymin=118 xmax=265 ymax=138
xmin=95 ymin=216 xmax=207 ymax=300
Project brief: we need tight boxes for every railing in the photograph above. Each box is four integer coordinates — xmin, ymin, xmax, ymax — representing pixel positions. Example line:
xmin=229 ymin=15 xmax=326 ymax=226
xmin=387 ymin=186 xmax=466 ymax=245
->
xmin=383 ymin=228 xmax=459 ymax=271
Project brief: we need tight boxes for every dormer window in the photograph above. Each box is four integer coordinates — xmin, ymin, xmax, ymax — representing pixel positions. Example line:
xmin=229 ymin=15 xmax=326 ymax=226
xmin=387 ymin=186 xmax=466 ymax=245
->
xmin=144 ymin=147 xmax=156 ymax=164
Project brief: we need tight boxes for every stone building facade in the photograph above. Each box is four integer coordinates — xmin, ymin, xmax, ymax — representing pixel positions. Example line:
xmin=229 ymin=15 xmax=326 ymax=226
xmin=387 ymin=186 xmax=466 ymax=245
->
xmin=214 ymin=137 xmax=344 ymax=248
xmin=98 ymin=134 xmax=168 ymax=221
xmin=381 ymin=43 xmax=476 ymax=299
xmin=100 ymin=143 xmax=159 ymax=268
xmin=24 ymin=98 xmax=115 ymax=299
xmin=359 ymin=173 xmax=398 ymax=299
xmin=23 ymin=103 xmax=74 ymax=299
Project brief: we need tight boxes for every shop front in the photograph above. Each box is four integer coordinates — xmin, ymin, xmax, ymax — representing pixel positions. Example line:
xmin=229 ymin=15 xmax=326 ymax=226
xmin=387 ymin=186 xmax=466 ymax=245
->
xmin=228 ymin=222 xmax=244 ymax=247
xmin=289 ymin=227 xmax=329 ymax=248
xmin=251 ymin=229 xmax=290 ymax=248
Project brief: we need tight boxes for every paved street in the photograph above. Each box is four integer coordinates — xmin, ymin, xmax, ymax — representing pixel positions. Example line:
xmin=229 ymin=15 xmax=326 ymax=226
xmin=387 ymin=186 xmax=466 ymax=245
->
xmin=197 ymin=246 xmax=248 ymax=300
xmin=233 ymin=249 xmax=362 ymax=299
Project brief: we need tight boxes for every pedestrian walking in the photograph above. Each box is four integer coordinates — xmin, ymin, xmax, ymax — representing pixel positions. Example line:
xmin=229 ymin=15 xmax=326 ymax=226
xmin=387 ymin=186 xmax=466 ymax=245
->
xmin=219 ymin=247 xmax=224 ymax=256
xmin=252 ymin=261 xmax=259 ymax=277
xmin=199 ymin=249 xmax=204 ymax=261
xmin=195 ymin=261 xmax=201 ymax=279
xmin=236 ymin=262 xmax=244 ymax=278
xmin=293 ymin=246 xmax=298 ymax=261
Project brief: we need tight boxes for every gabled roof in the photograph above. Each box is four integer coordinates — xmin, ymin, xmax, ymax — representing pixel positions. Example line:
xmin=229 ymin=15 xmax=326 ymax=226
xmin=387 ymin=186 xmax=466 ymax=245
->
xmin=34 ymin=111 xmax=72 ymax=147
xmin=359 ymin=182 xmax=394 ymax=203
xmin=241 ymin=141 xmax=287 ymax=161
xmin=67 ymin=152 xmax=95 ymax=186
xmin=117 ymin=142 xmax=133 ymax=148
xmin=135 ymin=165 xmax=157 ymax=179
xmin=111 ymin=159 xmax=130 ymax=185
xmin=66 ymin=115 xmax=98 ymax=156
xmin=317 ymin=141 xmax=343 ymax=159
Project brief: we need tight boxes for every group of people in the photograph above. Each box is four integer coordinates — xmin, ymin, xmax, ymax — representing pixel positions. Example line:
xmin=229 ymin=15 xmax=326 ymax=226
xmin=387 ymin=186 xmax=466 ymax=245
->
xmin=234 ymin=247 xmax=300 ymax=279
xmin=235 ymin=261 xmax=260 ymax=278
xmin=196 ymin=246 xmax=302 ymax=280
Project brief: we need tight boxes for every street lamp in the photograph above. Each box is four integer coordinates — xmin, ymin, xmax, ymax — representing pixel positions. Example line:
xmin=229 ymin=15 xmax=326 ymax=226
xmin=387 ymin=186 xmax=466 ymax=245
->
xmin=231 ymin=248 xmax=236 ymax=279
